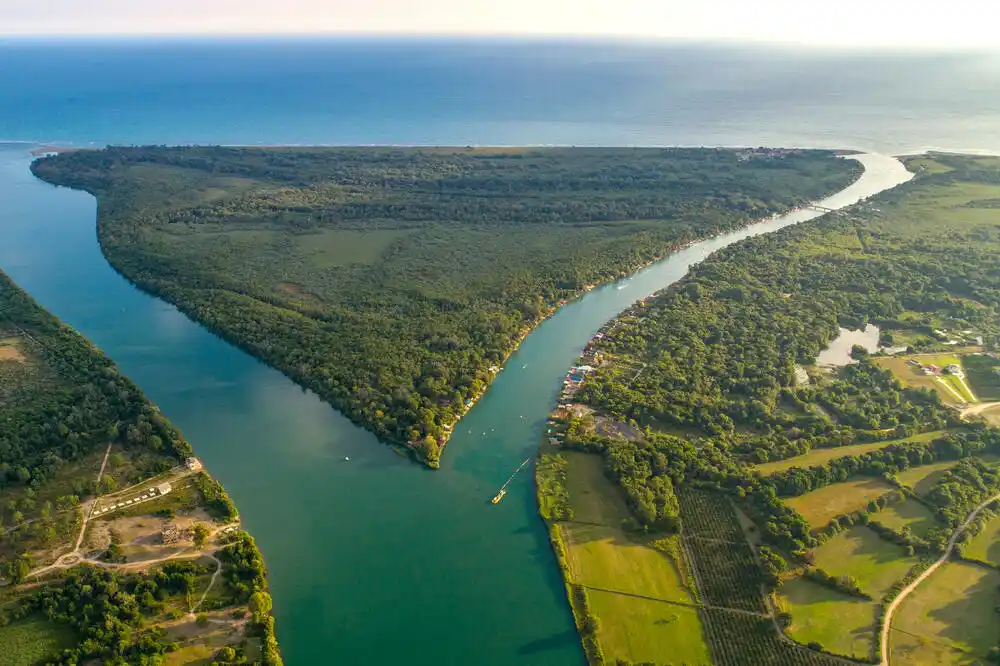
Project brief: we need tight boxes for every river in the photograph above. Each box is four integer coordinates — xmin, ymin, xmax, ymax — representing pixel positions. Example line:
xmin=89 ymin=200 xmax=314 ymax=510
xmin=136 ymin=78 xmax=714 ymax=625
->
xmin=0 ymin=147 xmax=911 ymax=664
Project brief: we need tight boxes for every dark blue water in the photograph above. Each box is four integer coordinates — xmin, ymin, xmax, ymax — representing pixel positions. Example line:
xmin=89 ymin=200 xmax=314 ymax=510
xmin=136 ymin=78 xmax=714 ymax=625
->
xmin=3 ymin=38 xmax=1000 ymax=153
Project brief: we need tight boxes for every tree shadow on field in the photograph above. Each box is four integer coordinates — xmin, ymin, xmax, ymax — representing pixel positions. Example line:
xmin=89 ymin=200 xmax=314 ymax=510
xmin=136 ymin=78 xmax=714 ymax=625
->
xmin=924 ymin=565 xmax=999 ymax=655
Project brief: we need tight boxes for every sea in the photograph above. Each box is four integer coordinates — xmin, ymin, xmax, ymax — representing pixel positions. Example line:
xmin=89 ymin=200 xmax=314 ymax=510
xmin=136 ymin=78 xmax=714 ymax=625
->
xmin=1 ymin=37 xmax=999 ymax=666
xmin=2 ymin=37 xmax=1000 ymax=153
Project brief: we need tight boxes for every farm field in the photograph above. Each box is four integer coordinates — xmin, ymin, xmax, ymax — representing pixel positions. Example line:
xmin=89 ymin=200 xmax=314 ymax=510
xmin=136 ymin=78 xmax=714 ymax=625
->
xmin=963 ymin=353 xmax=1000 ymax=401
xmin=587 ymin=588 xmax=711 ymax=665
xmin=0 ymin=616 xmax=76 ymax=666
xmin=896 ymin=460 xmax=960 ymax=496
xmin=872 ymin=499 xmax=940 ymax=538
xmin=563 ymin=450 xmax=631 ymax=527
xmin=962 ymin=512 xmax=1000 ymax=566
xmin=549 ymin=449 xmax=711 ymax=665
xmin=776 ymin=576 xmax=875 ymax=660
xmin=811 ymin=526 xmax=919 ymax=599
xmin=785 ymin=478 xmax=894 ymax=529
xmin=753 ymin=430 xmax=948 ymax=475
xmin=561 ymin=523 xmax=695 ymax=603
xmin=890 ymin=561 xmax=1000 ymax=665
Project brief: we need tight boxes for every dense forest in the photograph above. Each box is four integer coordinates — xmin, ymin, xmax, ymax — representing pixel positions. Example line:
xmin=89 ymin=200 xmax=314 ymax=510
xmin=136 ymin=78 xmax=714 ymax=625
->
xmin=0 ymin=270 xmax=281 ymax=665
xmin=0 ymin=271 xmax=191 ymax=500
xmin=33 ymin=147 xmax=860 ymax=464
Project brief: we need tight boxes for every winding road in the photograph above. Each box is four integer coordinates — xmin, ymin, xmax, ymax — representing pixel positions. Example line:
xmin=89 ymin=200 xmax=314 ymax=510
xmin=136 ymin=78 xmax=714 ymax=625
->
xmin=879 ymin=492 xmax=1000 ymax=666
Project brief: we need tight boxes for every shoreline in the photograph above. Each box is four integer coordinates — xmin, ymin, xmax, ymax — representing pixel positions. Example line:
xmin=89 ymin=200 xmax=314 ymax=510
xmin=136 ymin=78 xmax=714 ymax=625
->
xmin=531 ymin=157 xmax=893 ymax=662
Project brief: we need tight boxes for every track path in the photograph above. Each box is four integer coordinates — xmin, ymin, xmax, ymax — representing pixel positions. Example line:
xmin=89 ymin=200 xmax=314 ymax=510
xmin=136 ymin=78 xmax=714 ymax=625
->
xmin=879 ymin=492 xmax=1000 ymax=666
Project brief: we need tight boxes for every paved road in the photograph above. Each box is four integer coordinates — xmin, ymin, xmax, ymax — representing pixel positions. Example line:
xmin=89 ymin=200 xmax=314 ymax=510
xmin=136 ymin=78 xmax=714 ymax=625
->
xmin=879 ymin=492 xmax=1000 ymax=666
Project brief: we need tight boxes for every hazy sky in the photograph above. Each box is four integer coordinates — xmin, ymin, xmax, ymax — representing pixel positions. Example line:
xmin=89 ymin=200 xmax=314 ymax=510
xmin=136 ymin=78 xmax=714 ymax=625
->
xmin=2 ymin=0 xmax=995 ymax=49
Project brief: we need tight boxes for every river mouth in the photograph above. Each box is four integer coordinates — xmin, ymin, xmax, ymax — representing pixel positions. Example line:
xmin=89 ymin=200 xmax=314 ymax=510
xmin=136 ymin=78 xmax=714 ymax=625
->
xmin=0 ymin=148 xmax=912 ymax=665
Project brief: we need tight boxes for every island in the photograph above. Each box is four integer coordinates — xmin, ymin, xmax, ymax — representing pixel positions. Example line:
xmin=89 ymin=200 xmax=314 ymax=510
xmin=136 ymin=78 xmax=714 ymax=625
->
xmin=0 ymin=271 xmax=281 ymax=665
xmin=32 ymin=146 xmax=860 ymax=467
xmin=537 ymin=153 xmax=1000 ymax=665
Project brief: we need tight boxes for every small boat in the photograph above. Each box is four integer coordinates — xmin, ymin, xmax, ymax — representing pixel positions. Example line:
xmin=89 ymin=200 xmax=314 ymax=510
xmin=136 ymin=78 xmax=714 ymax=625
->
xmin=344 ymin=456 xmax=350 ymax=461
xmin=492 ymin=489 xmax=506 ymax=504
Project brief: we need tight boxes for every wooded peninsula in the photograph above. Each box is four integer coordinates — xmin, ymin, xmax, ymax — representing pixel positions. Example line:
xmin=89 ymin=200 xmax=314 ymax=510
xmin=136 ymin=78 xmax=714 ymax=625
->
xmin=32 ymin=147 xmax=859 ymax=466
xmin=0 ymin=270 xmax=281 ymax=665
xmin=538 ymin=154 xmax=1000 ymax=665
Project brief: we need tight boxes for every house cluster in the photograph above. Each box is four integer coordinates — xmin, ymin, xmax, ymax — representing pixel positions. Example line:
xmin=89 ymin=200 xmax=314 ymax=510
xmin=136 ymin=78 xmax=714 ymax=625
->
xmin=909 ymin=359 xmax=964 ymax=378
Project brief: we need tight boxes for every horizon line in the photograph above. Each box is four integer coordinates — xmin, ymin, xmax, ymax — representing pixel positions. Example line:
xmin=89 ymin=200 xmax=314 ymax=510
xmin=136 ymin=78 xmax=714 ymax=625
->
xmin=2 ymin=32 xmax=997 ymax=54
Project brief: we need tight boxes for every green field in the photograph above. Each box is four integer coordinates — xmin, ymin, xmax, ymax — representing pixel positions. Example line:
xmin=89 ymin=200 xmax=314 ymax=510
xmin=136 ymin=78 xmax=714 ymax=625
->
xmin=562 ymin=523 xmax=695 ymax=603
xmin=785 ymin=478 xmax=894 ymax=529
xmin=588 ymin=588 xmax=711 ymax=665
xmin=962 ymin=354 xmax=1000 ymax=401
xmin=563 ymin=450 xmax=631 ymax=527
xmin=777 ymin=576 xmax=875 ymax=660
xmin=552 ymin=449 xmax=711 ymax=665
xmin=812 ymin=526 xmax=919 ymax=599
xmin=962 ymin=512 xmax=1000 ymax=566
xmin=890 ymin=561 xmax=1000 ymax=665
xmin=0 ymin=616 xmax=76 ymax=666
xmin=754 ymin=430 xmax=948 ymax=476
xmin=896 ymin=461 xmax=961 ymax=496
xmin=872 ymin=499 xmax=940 ymax=538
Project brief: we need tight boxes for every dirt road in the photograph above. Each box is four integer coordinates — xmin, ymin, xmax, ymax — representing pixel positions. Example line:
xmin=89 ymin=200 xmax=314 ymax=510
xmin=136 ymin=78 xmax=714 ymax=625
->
xmin=879 ymin=492 xmax=1000 ymax=665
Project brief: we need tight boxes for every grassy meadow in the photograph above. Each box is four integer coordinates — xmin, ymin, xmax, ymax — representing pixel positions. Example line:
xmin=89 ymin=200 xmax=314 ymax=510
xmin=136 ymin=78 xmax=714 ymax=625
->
xmin=962 ymin=513 xmax=1000 ymax=566
xmin=549 ymin=449 xmax=710 ymax=665
xmin=785 ymin=478 xmax=895 ymax=530
xmin=872 ymin=500 xmax=940 ymax=538
xmin=811 ymin=527 xmax=919 ymax=599
xmin=753 ymin=430 xmax=948 ymax=476
xmin=895 ymin=461 xmax=961 ymax=496
xmin=0 ymin=616 xmax=77 ymax=666
xmin=890 ymin=562 xmax=1000 ymax=665
xmin=777 ymin=576 xmax=875 ymax=660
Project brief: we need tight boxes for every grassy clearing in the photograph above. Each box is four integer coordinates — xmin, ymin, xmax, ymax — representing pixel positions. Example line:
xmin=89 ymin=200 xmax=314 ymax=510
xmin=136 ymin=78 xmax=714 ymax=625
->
xmin=875 ymin=355 xmax=977 ymax=405
xmin=555 ymin=448 xmax=709 ymax=665
xmin=588 ymin=588 xmax=711 ymax=665
xmin=873 ymin=500 xmax=940 ymax=538
xmin=896 ymin=461 xmax=960 ymax=496
xmin=562 ymin=523 xmax=695 ymax=603
xmin=812 ymin=526 xmax=919 ymax=599
xmin=962 ymin=513 xmax=1000 ymax=566
xmin=776 ymin=576 xmax=875 ymax=660
xmin=563 ymin=450 xmax=631 ymax=527
xmin=0 ymin=615 xmax=77 ymax=666
xmin=786 ymin=478 xmax=894 ymax=529
xmin=754 ymin=430 xmax=948 ymax=475
xmin=890 ymin=561 xmax=1000 ymax=665
xmin=962 ymin=354 xmax=1000 ymax=401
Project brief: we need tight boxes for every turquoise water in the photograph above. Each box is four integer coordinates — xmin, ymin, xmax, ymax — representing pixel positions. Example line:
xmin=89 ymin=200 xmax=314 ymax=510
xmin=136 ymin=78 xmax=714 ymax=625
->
xmin=0 ymin=37 xmax=995 ymax=664
xmin=0 ymin=146 xmax=909 ymax=664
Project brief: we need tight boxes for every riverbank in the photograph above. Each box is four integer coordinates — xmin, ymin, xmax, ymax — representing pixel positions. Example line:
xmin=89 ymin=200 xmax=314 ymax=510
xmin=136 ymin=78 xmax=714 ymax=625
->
xmin=532 ymin=154 xmax=923 ymax=664
xmin=31 ymin=146 xmax=861 ymax=470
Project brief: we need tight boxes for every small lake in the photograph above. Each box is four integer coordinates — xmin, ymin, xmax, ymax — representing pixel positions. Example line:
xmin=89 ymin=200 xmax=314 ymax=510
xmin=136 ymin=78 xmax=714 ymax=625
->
xmin=816 ymin=324 xmax=881 ymax=366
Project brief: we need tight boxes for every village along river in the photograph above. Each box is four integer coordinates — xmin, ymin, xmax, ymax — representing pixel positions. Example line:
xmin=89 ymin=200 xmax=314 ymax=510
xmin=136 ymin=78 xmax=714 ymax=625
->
xmin=0 ymin=146 xmax=911 ymax=664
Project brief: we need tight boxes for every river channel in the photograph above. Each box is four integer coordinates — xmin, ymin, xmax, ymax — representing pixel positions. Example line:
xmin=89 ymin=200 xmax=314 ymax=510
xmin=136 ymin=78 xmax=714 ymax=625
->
xmin=0 ymin=147 xmax=911 ymax=664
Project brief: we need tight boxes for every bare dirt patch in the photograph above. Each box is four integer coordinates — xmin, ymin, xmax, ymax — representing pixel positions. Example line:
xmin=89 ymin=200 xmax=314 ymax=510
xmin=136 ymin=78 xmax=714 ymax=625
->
xmin=0 ymin=339 xmax=26 ymax=363
xmin=87 ymin=509 xmax=214 ymax=561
